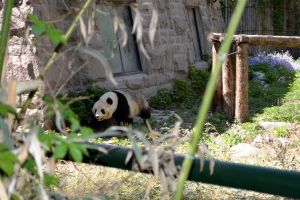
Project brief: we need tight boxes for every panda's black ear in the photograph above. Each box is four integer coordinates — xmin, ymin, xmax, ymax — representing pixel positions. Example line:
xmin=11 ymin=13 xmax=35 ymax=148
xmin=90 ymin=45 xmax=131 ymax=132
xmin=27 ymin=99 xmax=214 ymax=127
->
xmin=107 ymin=98 xmax=113 ymax=105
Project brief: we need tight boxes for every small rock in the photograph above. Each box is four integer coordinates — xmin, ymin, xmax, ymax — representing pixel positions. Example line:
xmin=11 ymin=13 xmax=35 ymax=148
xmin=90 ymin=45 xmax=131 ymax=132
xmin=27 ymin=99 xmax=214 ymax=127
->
xmin=259 ymin=122 xmax=291 ymax=130
xmin=252 ymin=134 xmax=274 ymax=147
xmin=252 ymin=71 xmax=265 ymax=80
xmin=278 ymin=137 xmax=289 ymax=147
xmin=230 ymin=143 xmax=260 ymax=158
xmin=194 ymin=61 xmax=209 ymax=70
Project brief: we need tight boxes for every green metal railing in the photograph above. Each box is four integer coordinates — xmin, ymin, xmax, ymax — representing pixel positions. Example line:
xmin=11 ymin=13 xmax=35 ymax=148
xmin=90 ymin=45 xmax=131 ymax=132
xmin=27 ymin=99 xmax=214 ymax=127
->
xmin=66 ymin=143 xmax=300 ymax=198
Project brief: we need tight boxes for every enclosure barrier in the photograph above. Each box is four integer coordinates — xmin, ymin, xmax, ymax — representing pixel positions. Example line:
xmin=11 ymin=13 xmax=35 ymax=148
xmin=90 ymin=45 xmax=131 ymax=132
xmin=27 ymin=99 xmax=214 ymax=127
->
xmin=66 ymin=143 xmax=300 ymax=198
xmin=208 ymin=33 xmax=300 ymax=122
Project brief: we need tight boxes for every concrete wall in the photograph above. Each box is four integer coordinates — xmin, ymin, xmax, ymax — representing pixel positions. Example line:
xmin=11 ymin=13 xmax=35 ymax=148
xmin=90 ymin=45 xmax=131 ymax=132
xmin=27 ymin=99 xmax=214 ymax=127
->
xmin=3 ymin=0 xmax=225 ymax=98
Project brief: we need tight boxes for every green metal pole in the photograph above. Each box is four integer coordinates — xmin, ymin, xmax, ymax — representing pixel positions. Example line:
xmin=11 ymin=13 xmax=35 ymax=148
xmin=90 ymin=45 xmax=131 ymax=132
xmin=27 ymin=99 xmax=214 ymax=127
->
xmin=0 ymin=0 xmax=14 ymax=86
xmin=70 ymin=143 xmax=300 ymax=198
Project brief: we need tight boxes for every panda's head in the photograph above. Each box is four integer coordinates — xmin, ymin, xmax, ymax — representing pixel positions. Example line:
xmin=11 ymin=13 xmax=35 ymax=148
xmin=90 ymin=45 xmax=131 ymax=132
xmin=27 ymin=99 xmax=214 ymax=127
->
xmin=92 ymin=92 xmax=118 ymax=121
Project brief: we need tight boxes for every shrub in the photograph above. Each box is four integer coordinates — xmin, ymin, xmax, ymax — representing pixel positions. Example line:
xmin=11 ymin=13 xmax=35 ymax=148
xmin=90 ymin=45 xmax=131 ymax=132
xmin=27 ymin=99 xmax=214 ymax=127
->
xmin=249 ymin=51 xmax=300 ymax=71
xmin=187 ymin=66 xmax=210 ymax=93
xmin=149 ymin=66 xmax=210 ymax=109
xmin=249 ymin=81 xmax=265 ymax=97
xmin=149 ymin=89 xmax=173 ymax=109
xmin=172 ymin=80 xmax=195 ymax=103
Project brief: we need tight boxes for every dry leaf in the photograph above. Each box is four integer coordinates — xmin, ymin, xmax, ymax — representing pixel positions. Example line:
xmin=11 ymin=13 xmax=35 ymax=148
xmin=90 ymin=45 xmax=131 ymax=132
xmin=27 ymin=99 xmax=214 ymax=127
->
xmin=0 ymin=179 xmax=8 ymax=200
xmin=148 ymin=8 xmax=158 ymax=48
xmin=209 ymin=159 xmax=215 ymax=175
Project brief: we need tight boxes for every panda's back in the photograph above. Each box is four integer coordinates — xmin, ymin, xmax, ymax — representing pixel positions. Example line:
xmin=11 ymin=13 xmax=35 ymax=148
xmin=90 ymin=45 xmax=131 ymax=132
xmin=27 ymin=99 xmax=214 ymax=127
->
xmin=112 ymin=90 xmax=150 ymax=123
xmin=112 ymin=91 xmax=132 ymax=122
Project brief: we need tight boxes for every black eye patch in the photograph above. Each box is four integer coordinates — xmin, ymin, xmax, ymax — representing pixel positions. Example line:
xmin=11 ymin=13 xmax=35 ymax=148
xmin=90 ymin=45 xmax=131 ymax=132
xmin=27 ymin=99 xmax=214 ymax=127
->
xmin=94 ymin=109 xmax=97 ymax=114
xmin=101 ymin=109 xmax=105 ymax=114
xmin=107 ymin=97 xmax=113 ymax=105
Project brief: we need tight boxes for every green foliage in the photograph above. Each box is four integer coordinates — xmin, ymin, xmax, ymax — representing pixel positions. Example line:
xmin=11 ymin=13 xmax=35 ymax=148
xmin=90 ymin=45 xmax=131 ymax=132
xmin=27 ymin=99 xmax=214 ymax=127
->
xmin=242 ymin=123 xmax=261 ymax=141
xmin=173 ymin=80 xmax=195 ymax=104
xmin=0 ymin=101 xmax=16 ymax=117
xmin=188 ymin=66 xmax=210 ymax=93
xmin=221 ymin=131 xmax=243 ymax=147
xmin=250 ymin=63 xmax=269 ymax=73
xmin=207 ymin=112 xmax=228 ymax=133
xmin=38 ymin=132 xmax=89 ymax=162
xmin=0 ymin=144 xmax=19 ymax=176
xmin=249 ymin=81 xmax=265 ymax=97
xmin=272 ymin=0 xmax=284 ymax=35
xmin=150 ymin=67 xmax=210 ymax=109
xmin=272 ymin=126 xmax=290 ymax=138
xmin=28 ymin=14 xmax=66 ymax=45
xmin=149 ymin=89 xmax=173 ymax=109
xmin=67 ymin=86 xmax=108 ymax=127
xmin=44 ymin=173 xmax=59 ymax=188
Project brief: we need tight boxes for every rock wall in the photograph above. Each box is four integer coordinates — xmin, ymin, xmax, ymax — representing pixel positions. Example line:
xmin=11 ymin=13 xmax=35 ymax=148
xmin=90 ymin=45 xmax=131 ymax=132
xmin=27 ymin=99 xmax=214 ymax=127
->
xmin=2 ymin=0 xmax=39 ymax=86
xmin=3 ymin=0 xmax=225 ymax=97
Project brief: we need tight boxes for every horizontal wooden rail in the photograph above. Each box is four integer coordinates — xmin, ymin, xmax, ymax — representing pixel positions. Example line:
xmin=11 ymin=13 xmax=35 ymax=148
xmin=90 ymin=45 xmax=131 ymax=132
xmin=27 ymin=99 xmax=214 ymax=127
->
xmin=209 ymin=33 xmax=300 ymax=47
xmin=65 ymin=143 xmax=300 ymax=198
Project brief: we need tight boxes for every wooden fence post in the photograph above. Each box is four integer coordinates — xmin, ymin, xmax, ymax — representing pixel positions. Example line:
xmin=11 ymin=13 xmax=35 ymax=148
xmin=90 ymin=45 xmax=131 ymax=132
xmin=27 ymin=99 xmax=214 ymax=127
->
xmin=235 ymin=36 xmax=249 ymax=122
xmin=222 ymin=46 xmax=234 ymax=121
xmin=212 ymin=42 xmax=223 ymax=112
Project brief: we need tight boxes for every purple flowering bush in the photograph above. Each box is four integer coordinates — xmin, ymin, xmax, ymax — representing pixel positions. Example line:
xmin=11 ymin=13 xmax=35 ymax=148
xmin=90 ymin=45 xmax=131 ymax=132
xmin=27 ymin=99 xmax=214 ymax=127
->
xmin=249 ymin=51 xmax=300 ymax=71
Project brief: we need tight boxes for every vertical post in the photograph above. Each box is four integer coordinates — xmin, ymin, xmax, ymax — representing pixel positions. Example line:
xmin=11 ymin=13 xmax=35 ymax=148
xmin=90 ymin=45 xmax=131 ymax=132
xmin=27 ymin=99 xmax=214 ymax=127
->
xmin=212 ymin=42 xmax=223 ymax=112
xmin=222 ymin=45 xmax=234 ymax=121
xmin=235 ymin=36 xmax=249 ymax=122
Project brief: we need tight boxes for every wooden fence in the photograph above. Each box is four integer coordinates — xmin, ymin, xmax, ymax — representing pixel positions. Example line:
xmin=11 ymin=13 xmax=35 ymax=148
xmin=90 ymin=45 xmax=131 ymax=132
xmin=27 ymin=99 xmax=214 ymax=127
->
xmin=209 ymin=33 xmax=300 ymax=122
xmin=222 ymin=0 xmax=300 ymax=57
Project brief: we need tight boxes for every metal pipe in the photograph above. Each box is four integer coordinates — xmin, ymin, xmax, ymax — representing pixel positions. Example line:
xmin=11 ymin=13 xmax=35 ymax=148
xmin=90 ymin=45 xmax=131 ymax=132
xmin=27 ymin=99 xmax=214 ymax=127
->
xmin=70 ymin=143 xmax=300 ymax=198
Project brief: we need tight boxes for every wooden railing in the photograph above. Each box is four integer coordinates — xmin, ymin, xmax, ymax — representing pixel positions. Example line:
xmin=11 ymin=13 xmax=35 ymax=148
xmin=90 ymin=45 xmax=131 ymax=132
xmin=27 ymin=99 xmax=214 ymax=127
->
xmin=208 ymin=33 xmax=300 ymax=122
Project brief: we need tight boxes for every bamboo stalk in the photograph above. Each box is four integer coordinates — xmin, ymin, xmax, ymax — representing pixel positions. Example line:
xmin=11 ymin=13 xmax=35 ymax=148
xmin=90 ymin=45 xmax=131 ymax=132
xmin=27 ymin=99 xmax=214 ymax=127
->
xmin=0 ymin=0 xmax=14 ymax=87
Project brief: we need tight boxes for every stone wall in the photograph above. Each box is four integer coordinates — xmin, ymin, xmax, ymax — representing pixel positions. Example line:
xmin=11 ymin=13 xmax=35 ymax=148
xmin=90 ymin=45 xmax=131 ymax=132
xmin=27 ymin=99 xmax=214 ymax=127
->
xmin=2 ymin=0 xmax=39 ymax=85
xmin=3 ymin=0 xmax=225 ymax=98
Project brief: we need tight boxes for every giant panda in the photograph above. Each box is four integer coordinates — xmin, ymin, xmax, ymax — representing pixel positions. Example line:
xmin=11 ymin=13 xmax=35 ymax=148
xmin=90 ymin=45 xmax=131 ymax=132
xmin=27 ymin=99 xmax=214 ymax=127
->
xmin=92 ymin=90 xmax=151 ymax=125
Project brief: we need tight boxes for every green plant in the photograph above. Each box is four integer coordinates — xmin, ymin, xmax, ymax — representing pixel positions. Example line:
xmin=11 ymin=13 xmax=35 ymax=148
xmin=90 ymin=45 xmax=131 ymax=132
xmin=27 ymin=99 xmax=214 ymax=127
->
xmin=249 ymin=81 xmax=265 ymax=97
xmin=221 ymin=131 xmax=243 ymax=147
xmin=149 ymin=67 xmax=210 ymax=109
xmin=272 ymin=126 xmax=290 ymax=138
xmin=272 ymin=0 xmax=284 ymax=35
xmin=242 ymin=122 xmax=261 ymax=141
xmin=67 ymin=86 xmax=108 ymax=129
xmin=173 ymin=80 xmax=195 ymax=104
xmin=149 ymin=89 xmax=173 ymax=109
xmin=187 ymin=66 xmax=210 ymax=94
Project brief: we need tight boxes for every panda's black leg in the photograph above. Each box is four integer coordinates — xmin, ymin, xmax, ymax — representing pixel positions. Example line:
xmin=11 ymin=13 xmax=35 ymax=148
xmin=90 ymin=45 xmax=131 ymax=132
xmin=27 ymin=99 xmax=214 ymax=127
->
xmin=128 ymin=118 xmax=133 ymax=124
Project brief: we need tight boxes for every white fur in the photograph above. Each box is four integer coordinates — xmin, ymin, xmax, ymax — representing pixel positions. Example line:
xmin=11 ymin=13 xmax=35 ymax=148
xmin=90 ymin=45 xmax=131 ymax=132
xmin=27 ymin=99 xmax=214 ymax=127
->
xmin=92 ymin=91 xmax=118 ymax=121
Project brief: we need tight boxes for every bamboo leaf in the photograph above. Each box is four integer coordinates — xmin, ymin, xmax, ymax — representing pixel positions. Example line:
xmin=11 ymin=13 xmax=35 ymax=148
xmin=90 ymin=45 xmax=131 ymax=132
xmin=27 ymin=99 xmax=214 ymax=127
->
xmin=47 ymin=28 xmax=66 ymax=45
xmin=53 ymin=143 xmax=68 ymax=159
xmin=148 ymin=8 xmax=158 ymax=48
xmin=79 ymin=16 xmax=87 ymax=42
xmin=0 ymin=102 xmax=16 ymax=117
xmin=68 ymin=143 xmax=83 ymax=162
xmin=0 ymin=117 xmax=13 ymax=149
